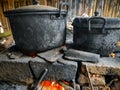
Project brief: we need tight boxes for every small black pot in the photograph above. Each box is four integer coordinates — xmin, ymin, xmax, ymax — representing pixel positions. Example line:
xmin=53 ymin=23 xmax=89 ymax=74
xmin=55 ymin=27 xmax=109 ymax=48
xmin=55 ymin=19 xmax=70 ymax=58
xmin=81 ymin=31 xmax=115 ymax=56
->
xmin=4 ymin=3 xmax=69 ymax=52
xmin=73 ymin=16 xmax=120 ymax=56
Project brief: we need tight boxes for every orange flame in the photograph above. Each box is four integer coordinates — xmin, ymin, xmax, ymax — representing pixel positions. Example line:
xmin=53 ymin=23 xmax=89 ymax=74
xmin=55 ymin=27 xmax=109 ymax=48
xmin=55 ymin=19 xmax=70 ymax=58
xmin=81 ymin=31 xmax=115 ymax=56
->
xmin=40 ymin=80 xmax=66 ymax=90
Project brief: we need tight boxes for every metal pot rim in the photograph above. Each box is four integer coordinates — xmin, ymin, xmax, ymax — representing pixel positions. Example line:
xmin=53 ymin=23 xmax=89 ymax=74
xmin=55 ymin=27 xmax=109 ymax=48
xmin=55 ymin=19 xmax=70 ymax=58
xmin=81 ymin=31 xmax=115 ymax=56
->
xmin=72 ymin=17 xmax=120 ymax=29
xmin=4 ymin=5 xmax=68 ymax=16
xmin=13 ymin=5 xmax=59 ymax=11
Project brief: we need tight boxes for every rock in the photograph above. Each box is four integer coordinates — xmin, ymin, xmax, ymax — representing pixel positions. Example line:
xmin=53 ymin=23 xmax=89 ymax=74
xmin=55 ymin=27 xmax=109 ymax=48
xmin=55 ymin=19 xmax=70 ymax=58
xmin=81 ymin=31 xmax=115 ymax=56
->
xmin=78 ymin=74 xmax=105 ymax=86
xmin=0 ymin=60 xmax=33 ymax=85
xmin=0 ymin=81 xmax=28 ymax=90
xmin=0 ymin=54 xmax=77 ymax=84
xmin=78 ymin=74 xmax=89 ymax=86
xmin=108 ymin=79 xmax=120 ymax=90
xmin=37 ymin=47 xmax=62 ymax=62
xmin=90 ymin=75 xmax=105 ymax=86
xmin=82 ymin=86 xmax=110 ymax=90
xmin=81 ymin=57 xmax=120 ymax=75
xmin=29 ymin=57 xmax=78 ymax=81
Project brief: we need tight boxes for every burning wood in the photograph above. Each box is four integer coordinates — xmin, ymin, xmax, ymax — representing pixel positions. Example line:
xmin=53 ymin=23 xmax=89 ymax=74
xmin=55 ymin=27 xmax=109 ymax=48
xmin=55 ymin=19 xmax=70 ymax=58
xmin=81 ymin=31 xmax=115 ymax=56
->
xmin=39 ymin=80 xmax=73 ymax=90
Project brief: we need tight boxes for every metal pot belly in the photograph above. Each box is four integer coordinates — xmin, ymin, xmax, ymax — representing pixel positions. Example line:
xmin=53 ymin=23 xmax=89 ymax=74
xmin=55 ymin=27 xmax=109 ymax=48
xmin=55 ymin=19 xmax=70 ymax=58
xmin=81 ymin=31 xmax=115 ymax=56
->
xmin=8 ymin=14 xmax=66 ymax=52
xmin=73 ymin=17 xmax=120 ymax=56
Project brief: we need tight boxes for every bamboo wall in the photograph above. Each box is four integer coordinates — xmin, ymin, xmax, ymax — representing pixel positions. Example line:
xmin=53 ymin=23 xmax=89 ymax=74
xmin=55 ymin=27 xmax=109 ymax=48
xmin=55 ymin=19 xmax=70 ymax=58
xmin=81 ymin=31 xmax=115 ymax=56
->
xmin=78 ymin=0 xmax=120 ymax=17
xmin=0 ymin=0 xmax=120 ymax=32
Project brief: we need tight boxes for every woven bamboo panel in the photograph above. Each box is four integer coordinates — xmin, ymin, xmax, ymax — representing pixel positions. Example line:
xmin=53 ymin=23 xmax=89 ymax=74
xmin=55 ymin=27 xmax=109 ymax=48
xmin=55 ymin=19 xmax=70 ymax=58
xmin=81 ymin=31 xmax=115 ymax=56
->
xmin=0 ymin=0 xmax=120 ymax=32
xmin=78 ymin=0 xmax=120 ymax=17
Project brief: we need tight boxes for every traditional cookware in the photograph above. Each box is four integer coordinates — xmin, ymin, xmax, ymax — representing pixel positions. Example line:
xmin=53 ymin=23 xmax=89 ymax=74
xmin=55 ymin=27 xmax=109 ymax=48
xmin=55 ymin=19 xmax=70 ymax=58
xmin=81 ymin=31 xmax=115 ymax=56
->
xmin=4 ymin=2 xmax=69 ymax=53
xmin=73 ymin=14 xmax=120 ymax=56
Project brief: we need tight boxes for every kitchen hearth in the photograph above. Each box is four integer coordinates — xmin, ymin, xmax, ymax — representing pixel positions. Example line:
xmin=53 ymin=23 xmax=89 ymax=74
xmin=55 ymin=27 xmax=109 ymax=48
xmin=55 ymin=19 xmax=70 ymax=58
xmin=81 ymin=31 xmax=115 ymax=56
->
xmin=0 ymin=44 xmax=120 ymax=90
xmin=78 ymin=57 xmax=120 ymax=90
xmin=0 ymin=0 xmax=120 ymax=89
xmin=0 ymin=46 xmax=78 ymax=90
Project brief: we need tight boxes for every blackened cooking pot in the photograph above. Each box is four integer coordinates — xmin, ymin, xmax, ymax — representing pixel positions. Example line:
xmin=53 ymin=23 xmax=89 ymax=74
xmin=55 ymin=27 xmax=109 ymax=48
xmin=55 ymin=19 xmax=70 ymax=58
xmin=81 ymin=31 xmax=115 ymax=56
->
xmin=73 ymin=16 xmax=120 ymax=56
xmin=4 ymin=3 xmax=69 ymax=52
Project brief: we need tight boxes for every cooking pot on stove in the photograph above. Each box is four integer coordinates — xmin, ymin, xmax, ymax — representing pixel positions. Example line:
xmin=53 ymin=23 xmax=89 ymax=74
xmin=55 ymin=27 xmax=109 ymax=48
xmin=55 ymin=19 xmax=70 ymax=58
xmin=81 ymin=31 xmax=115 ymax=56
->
xmin=4 ymin=2 xmax=69 ymax=53
xmin=73 ymin=13 xmax=120 ymax=56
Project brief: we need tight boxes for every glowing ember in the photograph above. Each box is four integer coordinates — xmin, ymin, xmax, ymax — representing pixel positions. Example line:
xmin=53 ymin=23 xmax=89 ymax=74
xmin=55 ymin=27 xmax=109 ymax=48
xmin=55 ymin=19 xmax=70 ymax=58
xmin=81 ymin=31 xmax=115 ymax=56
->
xmin=39 ymin=80 xmax=66 ymax=90
xmin=24 ymin=52 xmax=37 ymax=58
xmin=117 ymin=41 xmax=120 ymax=47
xmin=109 ymin=52 xmax=115 ymax=58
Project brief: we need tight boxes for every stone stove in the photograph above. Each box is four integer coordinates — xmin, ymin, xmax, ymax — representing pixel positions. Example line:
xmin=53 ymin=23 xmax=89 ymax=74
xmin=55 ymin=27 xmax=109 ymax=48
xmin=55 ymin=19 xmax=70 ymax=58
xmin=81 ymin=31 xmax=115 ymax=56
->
xmin=0 ymin=23 xmax=120 ymax=90
xmin=0 ymin=46 xmax=78 ymax=90
xmin=78 ymin=57 xmax=120 ymax=90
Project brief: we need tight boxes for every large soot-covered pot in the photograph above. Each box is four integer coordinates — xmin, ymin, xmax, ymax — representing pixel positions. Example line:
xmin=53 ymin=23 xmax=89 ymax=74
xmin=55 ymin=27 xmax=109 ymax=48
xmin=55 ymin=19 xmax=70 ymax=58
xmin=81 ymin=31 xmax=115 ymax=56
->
xmin=4 ymin=3 xmax=69 ymax=52
xmin=73 ymin=16 xmax=120 ymax=56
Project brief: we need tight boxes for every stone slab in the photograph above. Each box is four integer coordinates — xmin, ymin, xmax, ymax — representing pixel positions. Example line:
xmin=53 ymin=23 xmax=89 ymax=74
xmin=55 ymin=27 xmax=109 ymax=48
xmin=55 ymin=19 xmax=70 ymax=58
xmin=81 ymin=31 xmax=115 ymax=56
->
xmin=29 ymin=57 xmax=78 ymax=81
xmin=82 ymin=86 xmax=110 ymax=90
xmin=82 ymin=57 xmax=120 ymax=75
xmin=0 ymin=81 xmax=27 ymax=90
xmin=0 ymin=54 xmax=77 ymax=85
xmin=0 ymin=55 xmax=34 ymax=85
xmin=78 ymin=74 xmax=105 ymax=86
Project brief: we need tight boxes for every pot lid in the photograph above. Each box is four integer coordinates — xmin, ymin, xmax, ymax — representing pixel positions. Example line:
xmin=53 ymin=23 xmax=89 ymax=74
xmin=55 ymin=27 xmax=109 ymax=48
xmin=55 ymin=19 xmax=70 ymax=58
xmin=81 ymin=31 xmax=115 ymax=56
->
xmin=15 ymin=5 xmax=59 ymax=12
xmin=5 ymin=5 xmax=66 ymax=14
xmin=4 ymin=4 xmax=68 ymax=16
xmin=4 ymin=2 xmax=69 ymax=16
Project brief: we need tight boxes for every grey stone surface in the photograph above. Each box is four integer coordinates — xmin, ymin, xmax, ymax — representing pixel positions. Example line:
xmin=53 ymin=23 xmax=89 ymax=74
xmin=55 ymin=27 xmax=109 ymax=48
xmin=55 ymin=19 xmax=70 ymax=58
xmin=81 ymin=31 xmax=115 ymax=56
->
xmin=0 ymin=57 xmax=33 ymax=85
xmin=29 ymin=57 xmax=78 ymax=81
xmin=82 ymin=57 xmax=120 ymax=75
xmin=78 ymin=74 xmax=105 ymax=86
xmin=37 ymin=47 xmax=62 ymax=62
xmin=64 ymin=49 xmax=100 ymax=63
xmin=0 ymin=82 xmax=27 ymax=90
xmin=0 ymin=54 xmax=77 ymax=85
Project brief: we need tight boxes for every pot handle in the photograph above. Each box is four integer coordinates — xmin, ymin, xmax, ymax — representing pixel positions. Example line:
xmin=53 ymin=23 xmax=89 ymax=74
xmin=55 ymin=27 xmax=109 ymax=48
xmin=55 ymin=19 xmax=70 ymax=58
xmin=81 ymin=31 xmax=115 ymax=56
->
xmin=88 ymin=17 xmax=106 ymax=34
xmin=59 ymin=2 xmax=69 ymax=17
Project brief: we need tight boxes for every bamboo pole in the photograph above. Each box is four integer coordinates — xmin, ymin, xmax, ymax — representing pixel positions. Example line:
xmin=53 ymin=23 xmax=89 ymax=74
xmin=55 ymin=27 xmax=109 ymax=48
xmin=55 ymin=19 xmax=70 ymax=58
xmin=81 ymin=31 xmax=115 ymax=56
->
xmin=47 ymin=0 xmax=51 ymax=6
xmin=92 ymin=0 xmax=97 ymax=16
xmin=8 ymin=0 xmax=14 ymax=10
xmin=112 ymin=0 xmax=117 ymax=17
xmin=44 ymin=0 xmax=47 ymax=5
xmin=0 ymin=0 xmax=10 ymax=31
xmin=85 ymin=0 xmax=89 ymax=15
xmin=40 ymin=0 xmax=47 ymax=5
xmin=22 ymin=0 xmax=26 ymax=6
xmin=103 ymin=0 xmax=107 ymax=16
xmin=0 ymin=1 xmax=4 ymax=24
xmin=88 ymin=0 xmax=92 ymax=16
xmin=104 ymin=0 xmax=109 ymax=17
xmin=79 ymin=0 xmax=83 ymax=16
xmin=89 ymin=0 xmax=93 ymax=16
xmin=114 ymin=0 xmax=118 ymax=17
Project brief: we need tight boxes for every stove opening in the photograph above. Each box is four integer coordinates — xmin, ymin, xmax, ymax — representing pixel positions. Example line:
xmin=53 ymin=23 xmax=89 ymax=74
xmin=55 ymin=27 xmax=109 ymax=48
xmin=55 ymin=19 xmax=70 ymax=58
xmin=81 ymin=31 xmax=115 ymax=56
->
xmin=37 ymin=80 xmax=73 ymax=90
